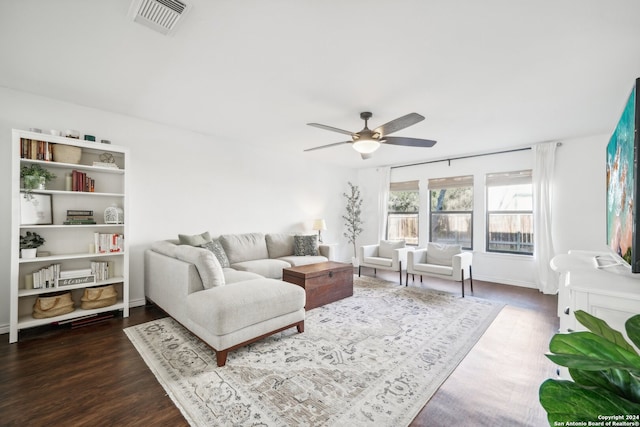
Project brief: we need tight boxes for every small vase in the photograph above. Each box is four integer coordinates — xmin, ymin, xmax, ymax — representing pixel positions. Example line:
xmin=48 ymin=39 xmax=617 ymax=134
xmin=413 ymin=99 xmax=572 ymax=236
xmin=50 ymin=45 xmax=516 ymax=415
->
xmin=351 ymin=256 xmax=360 ymax=267
xmin=21 ymin=248 xmax=37 ymax=259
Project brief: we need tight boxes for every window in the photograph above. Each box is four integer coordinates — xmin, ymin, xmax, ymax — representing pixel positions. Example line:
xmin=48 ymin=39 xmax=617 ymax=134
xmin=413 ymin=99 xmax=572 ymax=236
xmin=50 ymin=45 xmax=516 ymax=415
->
xmin=486 ymin=170 xmax=533 ymax=255
xmin=387 ymin=180 xmax=419 ymax=245
xmin=429 ymin=175 xmax=473 ymax=249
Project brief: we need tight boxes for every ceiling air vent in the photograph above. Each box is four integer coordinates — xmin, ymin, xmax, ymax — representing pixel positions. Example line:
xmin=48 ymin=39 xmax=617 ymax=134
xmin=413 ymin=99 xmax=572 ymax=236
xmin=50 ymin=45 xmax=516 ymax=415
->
xmin=129 ymin=0 xmax=190 ymax=36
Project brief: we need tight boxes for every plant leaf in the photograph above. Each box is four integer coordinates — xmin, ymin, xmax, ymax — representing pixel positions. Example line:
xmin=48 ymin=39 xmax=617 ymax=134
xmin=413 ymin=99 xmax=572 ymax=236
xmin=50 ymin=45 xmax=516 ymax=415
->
xmin=570 ymin=368 xmax=640 ymax=404
xmin=575 ymin=310 xmax=637 ymax=354
xmin=547 ymin=332 xmax=640 ymax=375
xmin=627 ymin=315 xmax=640 ymax=350
xmin=539 ymin=379 xmax=640 ymax=423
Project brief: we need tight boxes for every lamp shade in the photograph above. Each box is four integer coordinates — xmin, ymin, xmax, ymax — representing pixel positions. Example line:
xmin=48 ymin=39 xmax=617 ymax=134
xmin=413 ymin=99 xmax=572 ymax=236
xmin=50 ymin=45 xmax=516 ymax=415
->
xmin=312 ymin=219 xmax=327 ymax=231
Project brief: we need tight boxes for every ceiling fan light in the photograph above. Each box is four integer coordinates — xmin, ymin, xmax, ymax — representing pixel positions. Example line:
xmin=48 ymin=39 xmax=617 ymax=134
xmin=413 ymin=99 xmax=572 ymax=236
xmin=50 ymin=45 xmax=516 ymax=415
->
xmin=352 ymin=138 xmax=380 ymax=154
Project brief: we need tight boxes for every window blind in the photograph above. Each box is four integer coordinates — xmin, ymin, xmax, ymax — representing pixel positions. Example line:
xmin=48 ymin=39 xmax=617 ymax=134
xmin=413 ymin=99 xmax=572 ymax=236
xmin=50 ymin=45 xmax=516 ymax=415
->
xmin=390 ymin=180 xmax=419 ymax=191
xmin=428 ymin=175 xmax=473 ymax=190
xmin=486 ymin=170 xmax=532 ymax=186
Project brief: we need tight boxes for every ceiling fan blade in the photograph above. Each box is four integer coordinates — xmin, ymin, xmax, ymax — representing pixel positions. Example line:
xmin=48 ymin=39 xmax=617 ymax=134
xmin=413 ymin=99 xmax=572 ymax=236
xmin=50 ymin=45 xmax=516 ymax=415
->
xmin=373 ymin=113 xmax=425 ymax=136
xmin=304 ymin=141 xmax=351 ymax=152
xmin=361 ymin=153 xmax=373 ymax=160
xmin=307 ymin=123 xmax=355 ymax=136
xmin=383 ymin=136 xmax=437 ymax=148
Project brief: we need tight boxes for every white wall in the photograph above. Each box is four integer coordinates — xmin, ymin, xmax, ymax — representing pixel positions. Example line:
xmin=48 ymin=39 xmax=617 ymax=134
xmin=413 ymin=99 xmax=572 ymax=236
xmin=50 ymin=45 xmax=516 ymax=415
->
xmin=357 ymin=133 xmax=607 ymax=288
xmin=0 ymin=88 xmax=356 ymax=332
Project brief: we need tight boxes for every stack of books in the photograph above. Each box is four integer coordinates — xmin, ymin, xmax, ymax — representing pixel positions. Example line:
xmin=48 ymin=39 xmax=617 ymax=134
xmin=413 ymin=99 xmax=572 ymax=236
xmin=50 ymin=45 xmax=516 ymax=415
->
xmin=90 ymin=261 xmax=112 ymax=281
xmin=63 ymin=209 xmax=96 ymax=225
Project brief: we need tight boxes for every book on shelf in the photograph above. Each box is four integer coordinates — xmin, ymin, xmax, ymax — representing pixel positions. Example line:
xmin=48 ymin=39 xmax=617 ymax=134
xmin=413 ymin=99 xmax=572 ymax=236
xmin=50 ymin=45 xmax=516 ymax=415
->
xmin=90 ymin=261 xmax=112 ymax=281
xmin=94 ymin=232 xmax=124 ymax=253
xmin=20 ymin=138 xmax=53 ymax=161
xmin=30 ymin=264 xmax=61 ymax=289
xmin=71 ymin=170 xmax=95 ymax=192
xmin=63 ymin=219 xmax=97 ymax=225
xmin=67 ymin=209 xmax=93 ymax=216
xmin=59 ymin=268 xmax=92 ymax=278
xmin=92 ymin=161 xmax=119 ymax=169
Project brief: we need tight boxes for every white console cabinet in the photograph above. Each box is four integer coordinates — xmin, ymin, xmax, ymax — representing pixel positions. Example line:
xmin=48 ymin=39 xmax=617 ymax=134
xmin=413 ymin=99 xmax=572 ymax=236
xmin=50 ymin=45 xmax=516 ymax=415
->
xmin=551 ymin=250 xmax=640 ymax=347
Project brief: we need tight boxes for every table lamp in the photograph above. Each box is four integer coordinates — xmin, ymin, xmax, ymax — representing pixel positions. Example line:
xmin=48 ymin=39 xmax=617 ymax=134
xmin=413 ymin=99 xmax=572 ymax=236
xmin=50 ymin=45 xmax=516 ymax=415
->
xmin=312 ymin=219 xmax=327 ymax=243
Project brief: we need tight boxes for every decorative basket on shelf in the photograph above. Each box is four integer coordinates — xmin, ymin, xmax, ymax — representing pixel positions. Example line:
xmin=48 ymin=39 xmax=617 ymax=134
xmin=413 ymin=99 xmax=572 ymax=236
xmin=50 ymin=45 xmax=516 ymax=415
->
xmin=52 ymin=144 xmax=82 ymax=164
xmin=81 ymin=285 xmax=117 ymax=309
xmin=32 ymin=292 xmax=75 ymax=319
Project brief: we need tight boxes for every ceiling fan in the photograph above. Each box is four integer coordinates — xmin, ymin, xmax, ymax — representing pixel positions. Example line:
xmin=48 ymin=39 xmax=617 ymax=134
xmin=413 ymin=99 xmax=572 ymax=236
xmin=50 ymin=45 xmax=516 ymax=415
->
xmin=305 ymin=112 xmax=437 ymax=159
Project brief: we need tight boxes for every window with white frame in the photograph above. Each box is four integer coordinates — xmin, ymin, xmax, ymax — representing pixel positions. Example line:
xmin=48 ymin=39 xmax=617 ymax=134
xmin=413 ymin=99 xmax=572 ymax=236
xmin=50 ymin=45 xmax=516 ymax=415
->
xmin=387 ymin=180 xmax=419 ymax=245
xmin=428 ymin=175 xmax=473 ymax=249
xmin=486 ymin=170 xmax=533 ymax=255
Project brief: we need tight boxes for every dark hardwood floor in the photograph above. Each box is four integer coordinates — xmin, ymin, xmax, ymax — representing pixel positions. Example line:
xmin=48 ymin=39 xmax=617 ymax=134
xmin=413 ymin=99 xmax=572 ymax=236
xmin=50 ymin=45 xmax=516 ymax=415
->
xmin=0 ymin=271 xmax=557 ymax=427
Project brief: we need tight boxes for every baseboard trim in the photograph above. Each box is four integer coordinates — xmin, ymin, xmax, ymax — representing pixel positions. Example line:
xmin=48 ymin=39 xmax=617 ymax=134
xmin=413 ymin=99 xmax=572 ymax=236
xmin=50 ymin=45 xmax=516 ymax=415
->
xmin=0 ymin=299 xmax=149 ymax=338
xmin=473 ymin=274 xmax=537 ymax=289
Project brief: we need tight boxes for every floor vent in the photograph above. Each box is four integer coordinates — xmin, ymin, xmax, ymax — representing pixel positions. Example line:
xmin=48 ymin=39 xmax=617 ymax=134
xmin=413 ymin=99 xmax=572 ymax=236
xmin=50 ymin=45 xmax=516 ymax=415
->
xmin=129 ymin=0 xmax=190 ymax=36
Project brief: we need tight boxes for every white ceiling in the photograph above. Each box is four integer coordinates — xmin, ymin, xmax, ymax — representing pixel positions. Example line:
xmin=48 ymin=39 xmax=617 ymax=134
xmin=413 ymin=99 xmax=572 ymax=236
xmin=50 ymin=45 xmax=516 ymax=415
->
xmin=1 ymin=0 xmax=640 ymax=169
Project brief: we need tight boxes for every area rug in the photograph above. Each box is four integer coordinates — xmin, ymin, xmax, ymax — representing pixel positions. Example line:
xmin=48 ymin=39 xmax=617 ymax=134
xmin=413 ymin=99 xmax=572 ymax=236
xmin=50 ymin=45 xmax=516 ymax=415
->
xmin=125 ymin=276 xmax=503 ymax=426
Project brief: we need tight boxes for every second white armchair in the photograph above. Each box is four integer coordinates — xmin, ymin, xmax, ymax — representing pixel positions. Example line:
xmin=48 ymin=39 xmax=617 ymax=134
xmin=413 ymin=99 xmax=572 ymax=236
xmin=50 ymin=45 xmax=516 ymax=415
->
xmin=358 ymin=240 xmax=411 ymax=285
xmin=406 ymin=242 xmax=473 ymax=297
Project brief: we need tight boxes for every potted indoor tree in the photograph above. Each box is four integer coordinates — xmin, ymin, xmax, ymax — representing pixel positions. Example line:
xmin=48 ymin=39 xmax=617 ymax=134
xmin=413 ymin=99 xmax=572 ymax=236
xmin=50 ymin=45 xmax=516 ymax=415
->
xmin=21 ymin=164 xmax=56 ymax=198
xmin=20 ymin=231 xmax=45 ymax=259
xmin=343 ymin=181 xmax=363 ymax=266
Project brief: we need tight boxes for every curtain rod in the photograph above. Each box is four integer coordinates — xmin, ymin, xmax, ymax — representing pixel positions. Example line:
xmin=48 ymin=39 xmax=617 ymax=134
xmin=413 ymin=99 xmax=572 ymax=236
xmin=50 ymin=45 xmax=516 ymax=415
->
xmin=391 ymin=146 xmax=534 ymax=170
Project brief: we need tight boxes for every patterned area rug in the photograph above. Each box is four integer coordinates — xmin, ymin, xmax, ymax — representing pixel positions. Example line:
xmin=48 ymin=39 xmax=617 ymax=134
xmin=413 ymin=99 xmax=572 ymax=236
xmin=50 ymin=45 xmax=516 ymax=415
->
xmin=125 ymin=276 xmax=503 ymax=426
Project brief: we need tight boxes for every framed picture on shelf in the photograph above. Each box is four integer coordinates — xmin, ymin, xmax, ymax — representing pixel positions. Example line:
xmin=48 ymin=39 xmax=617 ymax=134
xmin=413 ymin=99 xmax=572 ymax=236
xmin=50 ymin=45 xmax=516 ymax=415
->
xmin=20 ymin=192 xmax=53 ymax=225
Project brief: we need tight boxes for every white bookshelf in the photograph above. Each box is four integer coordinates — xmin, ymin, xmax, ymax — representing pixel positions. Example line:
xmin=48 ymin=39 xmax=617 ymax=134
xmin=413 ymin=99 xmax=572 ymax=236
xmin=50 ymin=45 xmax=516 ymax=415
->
xmin=9 ymin=129 xmax=130 ymax=343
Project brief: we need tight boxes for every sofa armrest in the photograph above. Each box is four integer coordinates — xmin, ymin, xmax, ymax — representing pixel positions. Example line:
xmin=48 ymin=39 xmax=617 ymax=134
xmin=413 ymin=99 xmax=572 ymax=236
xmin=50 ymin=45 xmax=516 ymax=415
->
xmin=390 ymin=247 xmax=409 ymax=268
xmin=318 ymin=244 xmax=335 ymax=261
xmin=409 ymin=248 xmax=428 ymax=266
xmin=359 ymin=244 xmax=379 ymax=263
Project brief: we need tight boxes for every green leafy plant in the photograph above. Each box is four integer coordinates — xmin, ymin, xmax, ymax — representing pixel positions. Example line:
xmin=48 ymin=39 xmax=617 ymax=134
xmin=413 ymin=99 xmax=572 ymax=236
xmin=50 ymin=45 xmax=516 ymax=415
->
xmin=20 ymin=231 xmax=45 ymax=249
xmin=539 ymin=310 xmax=640 ymax=424
xmin=343 ymin=181 xmax=363 ymax=258
xmin=20 ymin=164 xmax=56 ymax=196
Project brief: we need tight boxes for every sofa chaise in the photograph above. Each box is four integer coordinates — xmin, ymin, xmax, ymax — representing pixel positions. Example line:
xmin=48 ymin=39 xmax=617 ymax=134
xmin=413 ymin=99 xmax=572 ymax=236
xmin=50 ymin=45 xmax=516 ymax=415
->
xmin=144 ymin=232 xmax=334 ymax=366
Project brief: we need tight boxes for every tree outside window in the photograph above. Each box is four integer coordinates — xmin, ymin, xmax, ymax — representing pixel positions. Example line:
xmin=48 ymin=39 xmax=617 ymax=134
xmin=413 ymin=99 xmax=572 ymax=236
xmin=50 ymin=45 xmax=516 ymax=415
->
xmin=428 ymin=176 xmax=473 ymax=249
xmin=486 ymin=170 xmax=533 ymax=255
xmin=387 ymin=182 xmax=419 ymax=245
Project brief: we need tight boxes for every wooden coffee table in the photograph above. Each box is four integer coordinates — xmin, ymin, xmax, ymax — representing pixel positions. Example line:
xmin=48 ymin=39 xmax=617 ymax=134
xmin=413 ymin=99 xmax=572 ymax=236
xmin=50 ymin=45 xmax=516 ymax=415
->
xmin=282 ymin=261 xmax=353 ymax=310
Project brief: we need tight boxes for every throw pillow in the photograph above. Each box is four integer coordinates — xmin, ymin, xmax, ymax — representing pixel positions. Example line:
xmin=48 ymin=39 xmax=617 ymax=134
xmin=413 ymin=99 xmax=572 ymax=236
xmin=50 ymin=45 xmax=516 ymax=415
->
xmin=294 ymin=235 xmax=318 ymax=256
xmin=200 ymin=239 xmax=230 ymax=268
xmin=174 ymin=244 xmax=225 ymax=288
xmin=178 ymin=231 xmax=212 ymax=246
xmin=379 ymin=240 xmax=406 ymax=258
xmin=426 ymin=242 xmax=462 ymax=266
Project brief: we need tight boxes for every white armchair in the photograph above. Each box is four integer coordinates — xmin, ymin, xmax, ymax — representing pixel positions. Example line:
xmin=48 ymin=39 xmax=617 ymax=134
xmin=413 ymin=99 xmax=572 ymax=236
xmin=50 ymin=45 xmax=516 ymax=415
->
xmin=406 ymin=243 xmax=473 ymax=297
xmin=358 ymin=240 xmax=411 ymax=285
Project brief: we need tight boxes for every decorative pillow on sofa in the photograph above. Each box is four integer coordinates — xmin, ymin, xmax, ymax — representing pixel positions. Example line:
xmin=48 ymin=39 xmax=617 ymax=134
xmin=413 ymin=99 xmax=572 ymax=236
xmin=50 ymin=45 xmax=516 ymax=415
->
xmin=379 ymin=240 xmax=406 ymax=258
xmin=426 ymin=242 xmax=461 ymax=266
xmin=200 ymin=239 xmax=230 ymax=268
xmin=178 ymin=231 xmax=212 ymax=246
xmin=266 ymin=233 xmax=295 ymax=259
xmin=174 ymin=244 xmax=225 ymax=288
xmin=294 ymin=235 xmax=318 ymax=256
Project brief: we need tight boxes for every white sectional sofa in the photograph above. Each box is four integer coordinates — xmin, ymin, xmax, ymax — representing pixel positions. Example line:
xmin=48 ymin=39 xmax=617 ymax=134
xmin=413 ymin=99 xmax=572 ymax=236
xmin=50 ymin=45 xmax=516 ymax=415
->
xmin=144 ymin=232 xmax=334 ymax=366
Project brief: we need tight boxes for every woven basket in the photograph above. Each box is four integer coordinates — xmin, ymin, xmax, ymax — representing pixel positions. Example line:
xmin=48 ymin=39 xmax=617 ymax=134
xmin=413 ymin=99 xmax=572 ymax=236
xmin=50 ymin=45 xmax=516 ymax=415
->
xmin=33 ymin=292 xmax=75 ymax=319
xmin=81 ymin=285 xmax=117 ymax=309
xmin=52 ymin=144 xmax=82 ymax=164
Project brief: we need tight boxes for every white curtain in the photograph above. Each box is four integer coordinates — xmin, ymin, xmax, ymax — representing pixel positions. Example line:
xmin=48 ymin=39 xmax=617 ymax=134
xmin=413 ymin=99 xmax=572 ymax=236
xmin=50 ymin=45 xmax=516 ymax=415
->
xmin=377 ymin=167 xmax=391 ymax=241
xmin=533 ymin=142 xmax=558 ymax=294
